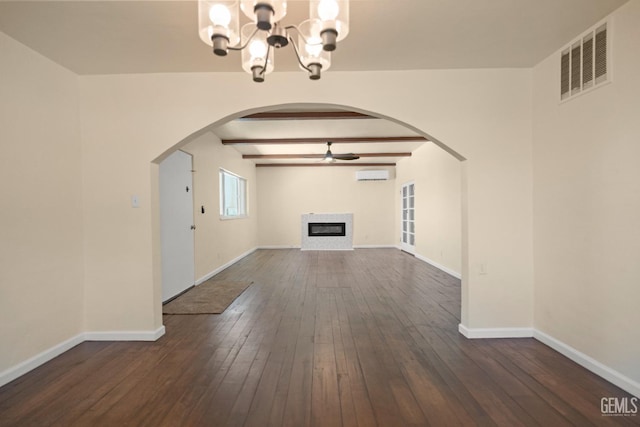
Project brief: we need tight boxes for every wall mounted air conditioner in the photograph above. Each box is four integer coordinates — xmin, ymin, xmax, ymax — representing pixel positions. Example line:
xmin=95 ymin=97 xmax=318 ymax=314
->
xmin=355 ymin=170 xmax=389 ymax=181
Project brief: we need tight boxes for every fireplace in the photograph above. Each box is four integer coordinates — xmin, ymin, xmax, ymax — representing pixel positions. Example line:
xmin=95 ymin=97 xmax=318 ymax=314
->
xmin=301 ymin=213 xmax=353 ymax=250
xmin=308 ymin=222 xmax=346 ymax=237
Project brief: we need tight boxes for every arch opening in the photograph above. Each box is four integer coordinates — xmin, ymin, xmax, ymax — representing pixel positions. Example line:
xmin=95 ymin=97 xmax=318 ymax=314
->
xmin=151 ymin=102 xmax=469 ymax=330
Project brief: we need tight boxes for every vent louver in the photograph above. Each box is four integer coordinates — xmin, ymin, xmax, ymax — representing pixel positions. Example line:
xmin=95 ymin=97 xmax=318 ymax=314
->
xmin=560 ymin=22 xmax=609 ymax=101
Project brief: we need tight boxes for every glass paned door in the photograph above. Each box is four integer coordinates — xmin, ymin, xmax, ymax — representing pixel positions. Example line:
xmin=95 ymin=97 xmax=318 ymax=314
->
xmin=401 ymin=182 xmax=415 ymax=253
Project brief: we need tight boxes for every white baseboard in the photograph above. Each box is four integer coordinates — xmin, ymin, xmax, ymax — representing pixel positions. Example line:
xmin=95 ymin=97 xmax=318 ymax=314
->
xmin=533 ymin=329 xmax=640 ymax=398
xmin=260 ymin=245 xmax=399 ymax=250
xmin=415 ymin=253 xmax=462 ymax=279
xmin=195 ymin=247 xmax=258 ymax=286
xmin=84 ymin=326 xmax=166 ymax=342
xmin=353 ymin=245 xmax=398 ymax=249
xmin=0 ymin=326 xmax=166 ymax=388
xmin=300 ymin=248 xmax=355 ymax=251
xmin=458 ymin=324 xmax=534 ymax=339
xmin=458 ymin=325 xmax=639 ymax=397
xmin=0 ymin=333 xmax=85 ymax=388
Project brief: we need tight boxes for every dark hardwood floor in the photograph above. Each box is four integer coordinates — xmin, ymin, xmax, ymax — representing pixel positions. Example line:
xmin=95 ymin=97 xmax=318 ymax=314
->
xmin=0 ymin=249 xmax=636 ymax=426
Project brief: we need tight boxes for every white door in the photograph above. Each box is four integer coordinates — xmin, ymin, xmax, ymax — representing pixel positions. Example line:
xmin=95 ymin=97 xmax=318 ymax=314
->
xmin=160 ymin=150 xmax=195 ymax=302
xmin=401 ymin=182 xmax=416 ymax=254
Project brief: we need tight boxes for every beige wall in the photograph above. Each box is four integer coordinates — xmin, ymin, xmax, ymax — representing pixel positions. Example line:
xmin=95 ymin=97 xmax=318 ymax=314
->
xmin=75 ymin=68 xmax=534 ymax=334
xmin=0 ymin=33 xmax=84 ymax=373
xmin=182 ymin=132 xmax=258 ymax=281
xmin=532 ymin=1 xmax=640 ymax=384
xmin=257 ymin=166 xmax=396 ymax=247
xmin=3 ymin=1 xmax=638 ymax=393
xmin=396 ymin=143 xmax=462 ymax=276
xmin=1 ymin=30 xmax=535 ymax=376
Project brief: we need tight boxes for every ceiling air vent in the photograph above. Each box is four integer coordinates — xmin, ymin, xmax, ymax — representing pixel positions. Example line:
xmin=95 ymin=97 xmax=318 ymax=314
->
xmin=561 ymin=22 xmax=609 ymax=102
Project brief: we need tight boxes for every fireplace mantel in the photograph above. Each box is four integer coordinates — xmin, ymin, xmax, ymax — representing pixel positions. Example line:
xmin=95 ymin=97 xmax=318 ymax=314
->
xmin=301 ymin=213 xmax=353 ymax=251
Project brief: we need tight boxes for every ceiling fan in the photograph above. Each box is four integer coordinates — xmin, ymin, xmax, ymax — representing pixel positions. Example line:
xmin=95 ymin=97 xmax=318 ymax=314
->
xmin=319 ymin=141 xmax=360 ymax=162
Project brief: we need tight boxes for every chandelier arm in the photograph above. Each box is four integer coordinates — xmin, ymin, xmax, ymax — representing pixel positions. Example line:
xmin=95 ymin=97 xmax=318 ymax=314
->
xmin=288 ymin=37 xmax=313 ymax=73
xmin=228 ymin=27 xmax=260 ymax=51
xmin=259 ymin=44 xmax=272 ymax=77
xmin=285 ymin=25 xmax=320 ymax=48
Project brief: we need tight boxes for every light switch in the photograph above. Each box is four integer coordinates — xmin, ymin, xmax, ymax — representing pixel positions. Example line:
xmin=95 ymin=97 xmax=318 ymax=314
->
xmin=131 ymin=195 xmax=140 ymax=208
xmin=479 ymin=263 xmax=488 ymax=275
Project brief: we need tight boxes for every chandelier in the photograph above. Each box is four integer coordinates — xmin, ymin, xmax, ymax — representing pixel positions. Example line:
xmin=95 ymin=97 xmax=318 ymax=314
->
xmin=197 ymin=1 xmax=350 ymax=82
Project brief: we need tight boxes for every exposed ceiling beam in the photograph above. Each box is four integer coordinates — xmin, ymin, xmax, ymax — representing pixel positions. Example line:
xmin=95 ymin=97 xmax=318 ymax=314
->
xmin=222 ymin=136 xmax=428 ymax=145
xmin=255 ymin=163 xmax=396 ymax=167
xmin=243 ymin=152 xmax=412 ymax=159
xmin=239 ymin=111 xmax=376 ymax=120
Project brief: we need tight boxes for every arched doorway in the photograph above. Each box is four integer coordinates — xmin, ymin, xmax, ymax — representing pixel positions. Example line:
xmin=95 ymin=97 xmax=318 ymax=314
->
xmin=152 ymin=102 xmax=468 ymax=330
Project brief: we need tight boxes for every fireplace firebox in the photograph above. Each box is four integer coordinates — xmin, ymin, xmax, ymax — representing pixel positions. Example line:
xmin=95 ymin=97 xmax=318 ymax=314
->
xmin=308 ymin=222 xmax=346 ymax=237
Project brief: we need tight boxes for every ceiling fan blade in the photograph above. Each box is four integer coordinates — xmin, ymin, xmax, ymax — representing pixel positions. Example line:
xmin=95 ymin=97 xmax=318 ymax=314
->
xmin=334 ymin=154 xmax=360 ymax=160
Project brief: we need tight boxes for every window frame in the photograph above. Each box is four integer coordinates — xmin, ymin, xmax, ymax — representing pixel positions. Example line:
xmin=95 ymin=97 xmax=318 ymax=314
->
xmin=219 ymin=168 xmax=248 ymax=220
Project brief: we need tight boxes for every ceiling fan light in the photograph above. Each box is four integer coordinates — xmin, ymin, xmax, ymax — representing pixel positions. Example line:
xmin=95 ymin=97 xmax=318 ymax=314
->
xmin=240 ymin=0 xmax=287 ymax=31
xmin=198 ymin=1 xmax=240 ymax=49
xmin=323 ymin=142 xmax=336 ymax=162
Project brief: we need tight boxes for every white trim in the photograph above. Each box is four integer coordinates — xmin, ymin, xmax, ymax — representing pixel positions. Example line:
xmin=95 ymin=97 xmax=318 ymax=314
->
xmin=84 ymin=326 xmax=166 ymax=342
xmin=534 ymin=329 xmax=640 ymax=398
xmin=0 ymin=333 xmax=85 ymax=388
xmin=258 ymin=245 xmax=398 ymax=250
xmin=300 ymin=248 xmax=354 ymax=251
xmin=194 ymin=247 xmax=257 ymax=286
xmin=0 ymin=326 xmax=166 ymax=388
xmin=458 ymin=325 xmax=640 ymax=397
xmin=415 ymin=253 xmax=462 ymax=279
xmin=458 ymin=324 xmax=534 ymax=339
xmin=353 ymin=245 xmax=398 ymax=249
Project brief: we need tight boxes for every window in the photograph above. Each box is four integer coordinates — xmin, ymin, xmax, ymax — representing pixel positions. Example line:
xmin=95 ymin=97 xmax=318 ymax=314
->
xmin=219 ymin=169 xmax=247 ymax=218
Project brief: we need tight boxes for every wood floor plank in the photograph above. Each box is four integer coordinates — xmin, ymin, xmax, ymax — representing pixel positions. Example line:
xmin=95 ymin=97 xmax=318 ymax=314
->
xmin=0 ymin=249 xmax=636 ymax=427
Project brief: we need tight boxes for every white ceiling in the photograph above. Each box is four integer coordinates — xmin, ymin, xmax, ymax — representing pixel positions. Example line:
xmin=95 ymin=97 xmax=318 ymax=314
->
xmin=0 ymin=0 xmax=627 ymax=75
xmin=0 ymin=0 xmax=627 ymax=166
xmin=213 ymin=109 xmax=428 ymax=165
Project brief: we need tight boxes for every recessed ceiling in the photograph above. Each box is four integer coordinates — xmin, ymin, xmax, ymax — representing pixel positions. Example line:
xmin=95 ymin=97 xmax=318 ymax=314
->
xmin=0 ymin=0 xmax=627 ymax=75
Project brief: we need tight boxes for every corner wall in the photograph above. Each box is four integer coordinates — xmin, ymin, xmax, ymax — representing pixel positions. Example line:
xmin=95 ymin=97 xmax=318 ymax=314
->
xmin=396 ymin=142 xmax=462 ymax=277
xmin=182 ymin=132 xmax=258 ymax=282
xmin=532 ymin=1 xmax=640 ymax=387
xmin=0 ymin=32 xmax=84 ymax=376
xmin=0 ymin=37 xmax=535 ymax=386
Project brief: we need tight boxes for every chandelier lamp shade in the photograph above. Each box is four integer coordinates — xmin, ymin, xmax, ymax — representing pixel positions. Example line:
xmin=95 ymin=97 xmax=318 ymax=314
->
xmin=197 ymin=0 xmax=349 ymax=82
